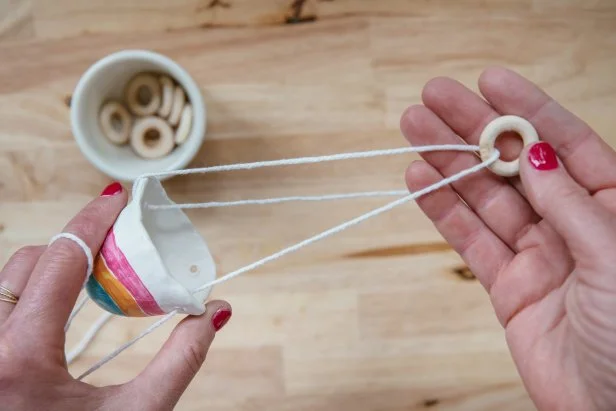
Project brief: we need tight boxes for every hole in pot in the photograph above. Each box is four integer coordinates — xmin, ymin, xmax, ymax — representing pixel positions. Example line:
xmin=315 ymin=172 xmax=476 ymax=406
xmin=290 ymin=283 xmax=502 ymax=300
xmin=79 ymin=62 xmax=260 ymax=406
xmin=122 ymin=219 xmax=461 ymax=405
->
xmin=144 ymin=128 xmax=160 ymax=147
xmin=494 ymin=130 xmax=523 ymax=162
xmin=137 ymin=85 xmax=152 ymax=106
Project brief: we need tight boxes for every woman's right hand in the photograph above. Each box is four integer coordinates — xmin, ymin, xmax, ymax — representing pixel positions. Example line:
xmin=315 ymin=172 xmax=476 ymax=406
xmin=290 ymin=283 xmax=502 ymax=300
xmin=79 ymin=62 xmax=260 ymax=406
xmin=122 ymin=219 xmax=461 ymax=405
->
xmin=403 ymin=66 xmax=616 ymax=411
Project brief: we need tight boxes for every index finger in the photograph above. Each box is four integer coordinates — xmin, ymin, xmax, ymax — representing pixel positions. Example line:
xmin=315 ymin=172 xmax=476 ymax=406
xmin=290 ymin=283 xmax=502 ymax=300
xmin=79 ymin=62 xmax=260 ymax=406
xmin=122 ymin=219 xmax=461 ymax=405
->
xmin=478 ymin=66 xmax=616 ymax=194
xmin=10 ymin=183 xmax=128 ymax=346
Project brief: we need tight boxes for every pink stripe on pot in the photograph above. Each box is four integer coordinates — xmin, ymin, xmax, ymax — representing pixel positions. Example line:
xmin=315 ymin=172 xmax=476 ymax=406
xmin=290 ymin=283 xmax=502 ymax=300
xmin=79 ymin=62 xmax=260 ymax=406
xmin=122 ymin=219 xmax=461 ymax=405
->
xmin=100 ymin=229 xmax=164 ymax=316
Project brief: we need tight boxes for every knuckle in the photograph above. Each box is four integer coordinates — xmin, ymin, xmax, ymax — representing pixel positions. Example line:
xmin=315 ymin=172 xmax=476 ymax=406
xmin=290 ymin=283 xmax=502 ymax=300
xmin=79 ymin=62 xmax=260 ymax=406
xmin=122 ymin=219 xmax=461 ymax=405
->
xmin=46 ymin=242 xmax=87 ymax=273
xmin=0 ymin=336 xmax=25 ymax=388
xmin=10 ymin=245 xmax=44 ymax=265
xmin=0 ymin=338 xmax=13 ymax=365
xmin=181 ymin=342 xmax=208 ymax=375
xmin=49 ymin=241 xmax=80 ymax=261
xmin=63 ymin=200 xmax=117 ymax=246
xmin=557 ymin=185 xmax=586 ymax=205
xmin=534 ymin=184 xmax=576 ymax=215
xmin=69 ymin=207 xmax=102 ymax=241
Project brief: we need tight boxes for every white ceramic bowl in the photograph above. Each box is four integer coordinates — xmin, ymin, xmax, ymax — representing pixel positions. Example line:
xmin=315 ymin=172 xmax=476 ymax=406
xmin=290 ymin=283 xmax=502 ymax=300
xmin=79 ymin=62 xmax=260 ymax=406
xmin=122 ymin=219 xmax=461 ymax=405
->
xmin=71 ymin=50 xmax=206 ymax=182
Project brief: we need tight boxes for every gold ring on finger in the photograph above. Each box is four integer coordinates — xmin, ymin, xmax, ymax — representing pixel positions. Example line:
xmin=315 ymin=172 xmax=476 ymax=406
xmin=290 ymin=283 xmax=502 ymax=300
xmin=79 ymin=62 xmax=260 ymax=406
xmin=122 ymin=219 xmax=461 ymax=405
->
xmin=0 ymin=285 xmax=19 ymax=305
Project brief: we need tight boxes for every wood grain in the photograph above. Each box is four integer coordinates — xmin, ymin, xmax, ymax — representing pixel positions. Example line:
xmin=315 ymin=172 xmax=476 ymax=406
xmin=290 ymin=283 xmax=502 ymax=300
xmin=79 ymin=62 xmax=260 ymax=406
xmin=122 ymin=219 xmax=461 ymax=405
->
xmin=1 ymin=1 xmax=616 ymax=410
xmin=0 ymin=0 xmax=34 ymax=41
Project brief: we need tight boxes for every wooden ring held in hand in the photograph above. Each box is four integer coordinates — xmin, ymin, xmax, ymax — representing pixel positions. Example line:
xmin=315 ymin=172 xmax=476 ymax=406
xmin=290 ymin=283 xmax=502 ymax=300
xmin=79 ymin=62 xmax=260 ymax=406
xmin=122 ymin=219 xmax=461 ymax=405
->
xmin=479 ymin=115 xmax=539 ymax=177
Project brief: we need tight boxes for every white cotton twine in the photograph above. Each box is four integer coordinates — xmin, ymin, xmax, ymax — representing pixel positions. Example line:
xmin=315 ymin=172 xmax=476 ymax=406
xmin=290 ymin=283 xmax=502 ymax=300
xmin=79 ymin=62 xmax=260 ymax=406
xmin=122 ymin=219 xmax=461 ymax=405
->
xmin=64 ymin=144 xmax=500 ymax=380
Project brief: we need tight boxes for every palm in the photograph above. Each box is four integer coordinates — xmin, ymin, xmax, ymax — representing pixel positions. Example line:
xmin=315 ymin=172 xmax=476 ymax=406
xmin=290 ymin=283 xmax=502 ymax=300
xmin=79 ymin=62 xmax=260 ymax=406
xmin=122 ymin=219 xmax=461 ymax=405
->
xmin=505 ymin=185 xmax=616 ymax=411
xmin=402 ymin=67 xmax=616 ymax=411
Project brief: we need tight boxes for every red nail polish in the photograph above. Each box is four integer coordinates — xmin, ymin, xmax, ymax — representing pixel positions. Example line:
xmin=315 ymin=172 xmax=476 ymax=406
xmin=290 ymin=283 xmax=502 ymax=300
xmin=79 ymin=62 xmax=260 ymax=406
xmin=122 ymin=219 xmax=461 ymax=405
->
xmin=212 ymin=308 xmax=232 ymax=331
xmin=528 ymin=142 xmax=558 ymax=170
xmin=100 ymin=182 xmax=123 ymax=196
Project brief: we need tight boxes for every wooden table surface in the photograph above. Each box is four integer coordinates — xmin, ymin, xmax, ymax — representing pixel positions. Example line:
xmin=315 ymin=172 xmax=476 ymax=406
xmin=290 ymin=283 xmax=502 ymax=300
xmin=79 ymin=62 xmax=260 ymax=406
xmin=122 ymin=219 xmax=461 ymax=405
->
xmin=1 ymin=1 xmax=616 ymax=410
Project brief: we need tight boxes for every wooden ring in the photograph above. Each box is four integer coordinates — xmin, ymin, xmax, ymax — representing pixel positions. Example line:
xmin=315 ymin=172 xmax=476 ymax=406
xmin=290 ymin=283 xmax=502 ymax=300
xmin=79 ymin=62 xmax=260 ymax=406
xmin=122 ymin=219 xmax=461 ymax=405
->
xmin=158 ymin=75 xmax=174 ymax=118
xmin=125 ymin=74 xmax=162 ymax=116
xmin=99 ymin=101 xmax=132 ymax=145
xmin=130 ymin=116 xmax=175 ymax=159
xmin=479 ymin=115 xmax=539 ymax=177
xmin=168 ymin=85 xmax=186 ymax=126
xmin=174 ymin=104 xmax=193 ymax=144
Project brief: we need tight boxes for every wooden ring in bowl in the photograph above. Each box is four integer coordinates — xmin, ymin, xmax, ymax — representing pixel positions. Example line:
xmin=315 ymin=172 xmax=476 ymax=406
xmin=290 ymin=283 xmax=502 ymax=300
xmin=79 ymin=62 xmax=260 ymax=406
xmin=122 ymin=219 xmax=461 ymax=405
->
xmin=158 ymin=75 xmax=174 ymax=118
xmin=130 ymin=116 xmax=175 ymax=159
xmin=126 ymin=74 xmax=162 ymax=116
xmin=168 ymin=85 xmax=186 ymax=126
xmin=99 ymin=101 xmax=132 ymax=145
xmin=174 ymin=103 xmax=193 ymax=144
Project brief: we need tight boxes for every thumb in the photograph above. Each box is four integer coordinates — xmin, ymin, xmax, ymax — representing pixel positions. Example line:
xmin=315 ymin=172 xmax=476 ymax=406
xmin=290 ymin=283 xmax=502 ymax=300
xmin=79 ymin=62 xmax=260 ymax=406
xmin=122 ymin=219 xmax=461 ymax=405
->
xmin=519 ymin=141 xmax=616 ymax=263
xmin=128 ymin=300 xmax=232 ymax=410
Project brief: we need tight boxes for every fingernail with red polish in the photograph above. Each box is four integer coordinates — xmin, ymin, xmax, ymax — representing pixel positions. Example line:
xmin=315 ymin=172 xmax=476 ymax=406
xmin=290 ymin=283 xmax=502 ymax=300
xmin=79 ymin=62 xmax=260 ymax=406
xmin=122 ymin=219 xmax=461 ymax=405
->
xmin=528 ymin=142 xmax=558 ymax=170
xmin=100 ymin=182 xmax=123 ymax=196
xmin=212 ymin=308 xmax=232 ymax=331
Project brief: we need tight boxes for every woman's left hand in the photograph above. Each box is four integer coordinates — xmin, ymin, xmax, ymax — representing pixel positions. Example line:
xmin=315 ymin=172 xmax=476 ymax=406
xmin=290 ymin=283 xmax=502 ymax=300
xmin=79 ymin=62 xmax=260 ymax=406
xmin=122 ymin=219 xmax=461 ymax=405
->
xmin=0 ymin=182 xmax=232 ymax=411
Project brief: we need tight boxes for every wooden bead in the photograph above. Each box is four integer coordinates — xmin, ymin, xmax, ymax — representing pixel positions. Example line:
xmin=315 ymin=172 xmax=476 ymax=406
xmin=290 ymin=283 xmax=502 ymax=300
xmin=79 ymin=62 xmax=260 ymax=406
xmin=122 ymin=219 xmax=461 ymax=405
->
xmin=125 ymin=74 xmax=162 ymax=116
xmin=98 ymin=101 xmax=132 ymax=145
xmin=130 ymin=116 xmax=175 ymax=159
xmin=174 ymin=104 xmax=193 ymax=145
xmin=158 ymin=75 xmax=174 ymax=118
xmin=168 ymin=85 xmax=186 ymax=126
xmin=479 ymin=115 xmax=539 ymax=177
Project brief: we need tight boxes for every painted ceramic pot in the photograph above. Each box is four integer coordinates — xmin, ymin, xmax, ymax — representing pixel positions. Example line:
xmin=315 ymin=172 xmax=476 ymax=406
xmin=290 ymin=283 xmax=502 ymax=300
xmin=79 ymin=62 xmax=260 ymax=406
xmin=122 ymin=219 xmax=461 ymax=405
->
xmin=86 ymin=177 xmax=216 ymax=316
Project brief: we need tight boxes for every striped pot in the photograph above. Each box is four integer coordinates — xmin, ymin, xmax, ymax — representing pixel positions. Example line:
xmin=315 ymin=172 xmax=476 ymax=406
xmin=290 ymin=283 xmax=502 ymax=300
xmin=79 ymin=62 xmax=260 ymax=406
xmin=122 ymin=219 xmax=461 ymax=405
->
xmin=86 ymin=177 xmax=216 ymax=317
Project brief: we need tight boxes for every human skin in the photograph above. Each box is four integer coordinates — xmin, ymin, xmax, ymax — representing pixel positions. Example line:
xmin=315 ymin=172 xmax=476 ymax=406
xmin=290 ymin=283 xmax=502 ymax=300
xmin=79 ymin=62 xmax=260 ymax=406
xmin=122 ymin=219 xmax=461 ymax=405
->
xmin=0 ymin=182 xmax=232 ymax=411
xmin=1 ymin=66 xmax=616 ymax=410
xmin=403 ymin=66 xmax=616 ymax=411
